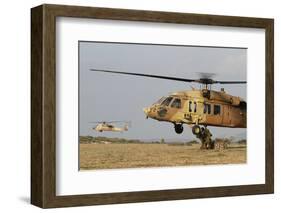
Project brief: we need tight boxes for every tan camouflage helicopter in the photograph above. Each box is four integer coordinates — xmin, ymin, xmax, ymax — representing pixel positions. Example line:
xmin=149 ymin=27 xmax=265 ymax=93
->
xmin=90 ymin=121 xmax=130 ymax=132
xmin=90 ymin=69 xmax=246 ymax=149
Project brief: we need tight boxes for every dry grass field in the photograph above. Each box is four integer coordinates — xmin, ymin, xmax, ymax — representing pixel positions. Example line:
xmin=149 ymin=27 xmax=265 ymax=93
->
xmin=79 ymin=143 xmax=246 ymax=170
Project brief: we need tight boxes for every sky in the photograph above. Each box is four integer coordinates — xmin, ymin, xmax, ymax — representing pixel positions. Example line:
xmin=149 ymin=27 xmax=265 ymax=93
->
xmin=79 ymin=41 xmax=247 ymax=141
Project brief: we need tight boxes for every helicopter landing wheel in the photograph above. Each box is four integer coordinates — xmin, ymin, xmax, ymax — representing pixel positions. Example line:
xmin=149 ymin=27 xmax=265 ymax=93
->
xmin=192 ymin=125 xmax=201 ymax=136
xmin=174 ymin=124 xmax=183 ymax=134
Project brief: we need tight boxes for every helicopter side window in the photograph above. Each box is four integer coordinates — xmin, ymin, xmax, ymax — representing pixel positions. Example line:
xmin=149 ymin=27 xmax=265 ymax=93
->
xmin=161 ymin=97 xmax=173 ymax=106
xmin=194 ymin=102 xmax=197 ymax=112
xmin=204 ymin=103 xmax=211 ymax=114
xmin=189 ymin=101 xmax=192 ymax=112
xmin=214 ymin=105 xmax=221 ymax=115
xmin=171 ymin=98 xmax=181 ymax=108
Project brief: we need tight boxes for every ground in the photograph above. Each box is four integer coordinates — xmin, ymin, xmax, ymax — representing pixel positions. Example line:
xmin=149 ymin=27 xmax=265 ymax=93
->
xmin=79 ymin=143 xmax=246 ymax=170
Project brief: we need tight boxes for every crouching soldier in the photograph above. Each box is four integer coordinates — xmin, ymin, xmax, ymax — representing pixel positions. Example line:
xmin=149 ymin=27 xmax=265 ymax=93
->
xmin=198 ymin=127 xmax=213 ymax=149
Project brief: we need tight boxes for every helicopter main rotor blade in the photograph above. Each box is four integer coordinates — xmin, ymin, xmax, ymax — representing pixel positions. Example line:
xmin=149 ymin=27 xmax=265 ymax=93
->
xmin=215 ymin=81 xmax=247 ymax=84
xmin=90 ymin=69 xmax=196 ymax=83
xmin=89 ymin=120 xmax=129 ymax=123
xmin=90 ymin=69 xmax=246 ymax=85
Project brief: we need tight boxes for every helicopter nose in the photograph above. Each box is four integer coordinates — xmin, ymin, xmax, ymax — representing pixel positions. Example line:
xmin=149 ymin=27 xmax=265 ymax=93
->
xmin=143 ymin=107 xmax=151 ymax=117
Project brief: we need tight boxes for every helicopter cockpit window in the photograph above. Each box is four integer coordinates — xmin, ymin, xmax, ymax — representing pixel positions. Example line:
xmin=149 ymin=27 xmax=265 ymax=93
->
xmin=214 ymin=105 xmax=221 ymax=115
xmin=171 ymin=98 xmax=181 ymax=108
xmin=161 ymin=97 xmax=173 ymax=106
xmin=204 ymin=103 xmax=211 ymax=114
xmin=155 ymin=97 xmax=166 ymax=105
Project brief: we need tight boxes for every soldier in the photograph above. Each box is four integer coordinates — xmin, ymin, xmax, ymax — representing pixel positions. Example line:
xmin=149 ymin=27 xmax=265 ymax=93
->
xmin=198 ymin=127 xmax=213 ymax=149
xmin=204 ymin=128 xmax=213 ymax=149
xmin=197 ymin=127 xmax=206 ymax=149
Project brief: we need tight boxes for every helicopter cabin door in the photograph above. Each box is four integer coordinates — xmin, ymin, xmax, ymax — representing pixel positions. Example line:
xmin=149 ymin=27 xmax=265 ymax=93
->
xmin=204 ymin=102 xmax=223 ymax=126
xmin=222 ymin=104 xmax=231 ymax=126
